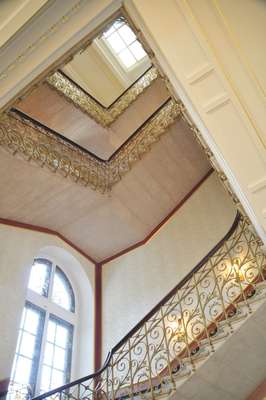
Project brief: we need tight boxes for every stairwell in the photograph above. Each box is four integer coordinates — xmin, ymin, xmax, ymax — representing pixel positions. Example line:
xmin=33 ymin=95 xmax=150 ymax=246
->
xmin=8 ymin=211 xmax=266 ymax=400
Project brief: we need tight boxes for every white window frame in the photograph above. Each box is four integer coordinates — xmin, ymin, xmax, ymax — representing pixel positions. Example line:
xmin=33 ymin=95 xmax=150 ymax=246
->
xmin=12 ymin=258 xmax=77 ymax=396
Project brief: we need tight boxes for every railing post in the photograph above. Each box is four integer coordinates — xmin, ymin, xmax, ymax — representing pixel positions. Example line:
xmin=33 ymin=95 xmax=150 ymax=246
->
xmin=144 ymin=322 xmax=155 ymax=400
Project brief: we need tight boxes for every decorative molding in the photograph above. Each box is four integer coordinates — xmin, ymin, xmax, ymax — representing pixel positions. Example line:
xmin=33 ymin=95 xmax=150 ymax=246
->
xmin=183 ymin=0 xmax=266 ymax=152
xmin=248 ymin=177 xmax=266 ymax=194
xmin=203 ymin=92 xmax=230 ymax=114
xmin=0 ymin=0 xmax=87 ymax=82
xmin=47 ymin=67 xmax=159 ymax=127
xmin=212 ymin=0 xmax=266 ymax=98
xmin=0 ymin=98 xmax=181 ymax=193
xmin=186 ymin=63 xmax=214 ymax=85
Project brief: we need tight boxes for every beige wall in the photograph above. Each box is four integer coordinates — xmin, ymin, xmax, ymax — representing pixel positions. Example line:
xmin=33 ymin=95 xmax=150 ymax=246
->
xmin=102 ymin=174 xmax=236 ymax=359
xmin=127 ymin=0 xmax=266 ymax=244
xmin=0 ymin=226 xmax=95 ymax=381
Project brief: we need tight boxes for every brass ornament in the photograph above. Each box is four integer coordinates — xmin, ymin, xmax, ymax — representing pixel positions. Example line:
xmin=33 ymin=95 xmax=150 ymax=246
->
xmin=46 ymin=67 xmax=159 ymax=127
xmin=0 ymin=99 xmax=181 ymax=193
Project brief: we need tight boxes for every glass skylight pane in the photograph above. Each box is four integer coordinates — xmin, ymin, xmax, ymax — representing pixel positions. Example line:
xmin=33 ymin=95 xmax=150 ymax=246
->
xmin=130 ymin=41 xmax=147 ymax=61
xmin=52 ymin=273 xmax=71 ymax=311
xmin=113 ymin=20 xmax=124 ymax=30
xmin=106 ymin=31 xmax=126 ymax=53
xmin=118 ymin=24 xmax=136 ymax=45
xmin=28 ymin=261 xmax=50 ymax=297
xmin=103 ymin=25 xmax=115 ymax=38
xmin=14 ymin=356 xmax=32 ymax=385
xmin=55 ymin=325 xmax=68 ymax=348
xmin=118 ymin=48 xmax=136 ymax=68
xmin=20 ymin=332 xmax=35 ymax=358
xmin=24 ymin=308 xmax=39 ymax=335
xmin=53 ymin=347 xmax=65 ymax=370
xmin=43 ymin=343 xmax=53 ymax=366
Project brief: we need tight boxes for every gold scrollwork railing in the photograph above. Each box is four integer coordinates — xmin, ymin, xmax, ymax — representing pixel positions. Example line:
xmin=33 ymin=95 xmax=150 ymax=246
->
xmin=22 ymin=212 xmax=265 ymax=400
xmin=46 ymin=67 xmax=159 ymax=127
xmin=0 ymin=98 xmax=180 ymax=194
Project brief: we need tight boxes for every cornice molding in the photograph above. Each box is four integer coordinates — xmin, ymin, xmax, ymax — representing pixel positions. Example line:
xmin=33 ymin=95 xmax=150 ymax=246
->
xmin=0 ymin=169 xmax=213 ymax=266
xmin=0 ymin=0 xmax=87 ymax=83
xmin=0 ymin=98 xmax=181 ymax=193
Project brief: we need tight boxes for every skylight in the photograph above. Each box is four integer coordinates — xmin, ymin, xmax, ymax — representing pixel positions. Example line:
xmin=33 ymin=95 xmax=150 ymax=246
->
xmin=103 ymin=19 xmax=147 ymax=69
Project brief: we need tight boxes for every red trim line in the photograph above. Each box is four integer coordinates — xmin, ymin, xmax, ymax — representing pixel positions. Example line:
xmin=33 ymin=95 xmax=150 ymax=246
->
xmin=0 ymin=169 xmax=213 ymax=266
xmin=100 ymin=169 xmax=214 ymax=264
xmin=94 ymin=264 xmax=102 ymax=371
xmin=247 ymin=378 xmax=266 ymax=400
xmin=0 ymin=218 xmax=98 ymax=265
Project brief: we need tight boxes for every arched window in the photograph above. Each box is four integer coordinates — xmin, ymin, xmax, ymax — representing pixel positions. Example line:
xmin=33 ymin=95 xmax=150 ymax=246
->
xmin=10 ymin=258 xmax=76 ymax=396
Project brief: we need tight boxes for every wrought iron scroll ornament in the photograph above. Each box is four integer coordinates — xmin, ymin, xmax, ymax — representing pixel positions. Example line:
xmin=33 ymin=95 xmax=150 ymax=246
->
xmin=46 ymin=67 xmax=159 ymax=127
xmin=10 ymin=212 xmax=265 ymax=400
xmin=0 ymin=99 xmax=180 ymax=193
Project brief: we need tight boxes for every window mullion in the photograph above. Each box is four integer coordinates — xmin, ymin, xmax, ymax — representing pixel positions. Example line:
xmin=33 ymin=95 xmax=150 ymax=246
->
xmin=34 ymin=307 xmax=49 ymax=395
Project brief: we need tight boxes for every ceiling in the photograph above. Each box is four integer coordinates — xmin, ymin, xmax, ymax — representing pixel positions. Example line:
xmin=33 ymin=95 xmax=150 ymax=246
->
xmin=0 ymin=9 xmax=211 ymax=262
xmin=0 ymin=116 xmax=210 ymax=261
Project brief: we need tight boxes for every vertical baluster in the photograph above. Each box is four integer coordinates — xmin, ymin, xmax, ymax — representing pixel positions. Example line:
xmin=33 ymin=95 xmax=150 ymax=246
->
xmin=176 ymin=289 xmax=195 ymax=372
xmin=193 ymin=271 xmax=214 ymax=352
xmin=160 ymin=307 xmax=176 ymax=392
xmin=225 ymin=241 xmax=252 ymax=314
xmin=77 ymin=383 xmax=81 ymax=400
xmin=144 ymin=322 xmax=154 ymax=400
xmin=128 ymin=338 xmax=134 ymax=399
xmin=210 ymin=258 xmax=233 ymax=334
xmin=110 ymin=356 xmax=115 ymax=400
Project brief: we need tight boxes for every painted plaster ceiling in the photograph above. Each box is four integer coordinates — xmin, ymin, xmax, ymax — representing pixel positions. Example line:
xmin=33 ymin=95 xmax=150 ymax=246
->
xmin=0 ymin=10 xmax=211 ymax=261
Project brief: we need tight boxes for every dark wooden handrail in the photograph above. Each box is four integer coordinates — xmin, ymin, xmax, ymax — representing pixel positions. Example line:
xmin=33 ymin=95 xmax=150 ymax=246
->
xmin=33 ymin=211 xmax=240 ymax=400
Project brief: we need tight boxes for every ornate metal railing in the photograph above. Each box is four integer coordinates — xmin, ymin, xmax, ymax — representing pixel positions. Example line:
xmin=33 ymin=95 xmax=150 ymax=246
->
xmin=0 ymin=98 xmax=180 ymax=194
xmin=11 ymin=212 xmax=266 ymax=400
xmin=47 ymin=67 xmax=159 ymax=127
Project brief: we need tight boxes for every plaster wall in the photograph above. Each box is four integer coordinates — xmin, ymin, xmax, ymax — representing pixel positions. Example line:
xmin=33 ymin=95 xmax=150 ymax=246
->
xmin=102 ymin=174 xmax=236 ymax=359
xmin=0 ymin=226 xmax=95 ymax=382
xmin=127 ymin=0 xmax=266 ymax=242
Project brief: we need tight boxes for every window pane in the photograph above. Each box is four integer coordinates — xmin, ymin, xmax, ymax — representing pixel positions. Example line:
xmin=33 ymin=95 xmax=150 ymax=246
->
xmin=51 ymin=370 xmax=64 ymax=389
xmin=24 ymin=308 xmax=39 ymax=334
xmin=47 ymin=320 xmax=56 ymax=343
xmin=10 ymin=302 xmax=45 ymax=394
xmin=40 ymin=365 xmax=51 ymax=392
xmin=13 ymin=356 xmax=32 ymax=385
xmin=51 ymin=267 xmax=75 ymax=312
xmin=130 ymin=41 xmax=147 ymax=61
xmin=118 ymin=48 xmax=136 ymax=68
xmin=53 ymin=347 xmax=66 ymax=370
xmin=43 ymin=343 xmax=54 ymax=366
xmin=103 ymin=25 xmax=115 ymax=38
xmin=28 ymin=260 xmax=51 ymax=296
xmin=118 ymin=24 xmax=136 ymax=45
xmin=55 ymin=325 xmax=68 ymax=348
xmin=106 ymin=31 xmax=126 ymax=53
xmin=40 ymin=316 xmax=73 ymax=393
xmin=20 ymin=332 xmax=35 ymax=358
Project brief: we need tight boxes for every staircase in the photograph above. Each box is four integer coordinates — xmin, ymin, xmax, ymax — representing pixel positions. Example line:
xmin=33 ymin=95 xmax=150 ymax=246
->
xmin=10 ymin=212 xmax=266 ymax=400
